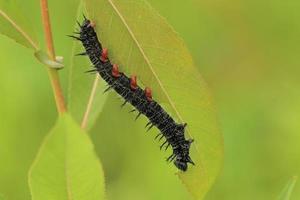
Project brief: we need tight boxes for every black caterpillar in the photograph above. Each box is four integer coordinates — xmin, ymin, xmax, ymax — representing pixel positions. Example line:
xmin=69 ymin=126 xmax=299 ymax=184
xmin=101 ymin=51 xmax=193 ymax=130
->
xmin=70 ymin=18 xmax=194 ymax=171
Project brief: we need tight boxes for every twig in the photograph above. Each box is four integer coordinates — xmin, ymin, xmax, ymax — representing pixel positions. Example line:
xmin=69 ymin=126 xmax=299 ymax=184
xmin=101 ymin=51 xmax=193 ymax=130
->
xmin=40 ymin=0 xmax=66 ymax=114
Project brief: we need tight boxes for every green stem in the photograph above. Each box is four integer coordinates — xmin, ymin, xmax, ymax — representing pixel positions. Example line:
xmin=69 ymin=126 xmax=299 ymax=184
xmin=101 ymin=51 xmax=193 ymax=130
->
xmin=40 ymin=0 xmax=66 ymax=114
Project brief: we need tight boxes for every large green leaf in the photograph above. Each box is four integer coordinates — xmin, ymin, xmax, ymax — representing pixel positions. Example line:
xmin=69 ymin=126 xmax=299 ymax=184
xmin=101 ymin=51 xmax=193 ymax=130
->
xmin=0 ymin=0 xmax=38 ymax=50
xmin=84 ymin=0 xmax=223 ymax=199
xmin=278 ymin=176 xmax=298 ymax=200
xmin=28 ymin=114 xmax=105 ymax=200
xmin=68 ymin=2 xmax=108 ymax=130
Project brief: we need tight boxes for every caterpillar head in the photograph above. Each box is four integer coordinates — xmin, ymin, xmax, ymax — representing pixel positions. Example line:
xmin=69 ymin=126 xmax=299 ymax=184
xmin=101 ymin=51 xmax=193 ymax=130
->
xmin=174 ymin=139 xmax=194 ymax=171
xmin=81 ymin=18 xmax=96 ymax=31
xmin=81 ymin=19 xmax=90 ymax=27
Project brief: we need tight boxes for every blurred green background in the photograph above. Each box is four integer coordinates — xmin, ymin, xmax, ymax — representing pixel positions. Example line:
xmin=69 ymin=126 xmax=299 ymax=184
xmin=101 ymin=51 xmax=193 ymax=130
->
xmin=0 ymin=0 xmax=299 ymax=199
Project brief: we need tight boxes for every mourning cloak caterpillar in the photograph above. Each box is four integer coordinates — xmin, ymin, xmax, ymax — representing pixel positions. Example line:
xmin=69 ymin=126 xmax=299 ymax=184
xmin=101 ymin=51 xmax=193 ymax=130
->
xmin=70 ymin=17 xmax=194 ymax=171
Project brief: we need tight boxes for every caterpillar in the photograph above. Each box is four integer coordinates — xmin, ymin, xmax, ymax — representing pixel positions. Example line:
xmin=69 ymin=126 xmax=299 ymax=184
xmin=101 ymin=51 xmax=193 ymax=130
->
xmin=70 ymin=17 xmax=194 ymax=171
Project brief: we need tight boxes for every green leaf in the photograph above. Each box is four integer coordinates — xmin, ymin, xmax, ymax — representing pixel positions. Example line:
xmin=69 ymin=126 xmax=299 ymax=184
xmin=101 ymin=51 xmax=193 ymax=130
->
xmin=84 ymin=0 xmax=223 ymax=199
xmin=0 ymin=193 xmax=4 ymax=200
xmin=34 ymin=50 xmax=64 ymax=69
xmin=28 ymin=114 xmax=105 ymax=200
xmin=68 ymin=2 xmax=108 ymax=130
xmin=278 ymin=176 xmax=298 ymax=200
xmin=0 ymin=1 xmax=38 ymax=50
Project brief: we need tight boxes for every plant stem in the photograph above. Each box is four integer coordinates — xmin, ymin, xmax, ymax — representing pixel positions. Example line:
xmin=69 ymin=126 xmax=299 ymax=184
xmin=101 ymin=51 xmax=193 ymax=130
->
xmin=40 ymin=0 xmax=66 ymax=114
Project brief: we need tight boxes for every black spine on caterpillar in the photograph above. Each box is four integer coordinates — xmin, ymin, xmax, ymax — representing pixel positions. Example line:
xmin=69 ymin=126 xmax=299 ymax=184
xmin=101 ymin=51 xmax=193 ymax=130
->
xmin=74 ymin=18 xmax=195 ymax=171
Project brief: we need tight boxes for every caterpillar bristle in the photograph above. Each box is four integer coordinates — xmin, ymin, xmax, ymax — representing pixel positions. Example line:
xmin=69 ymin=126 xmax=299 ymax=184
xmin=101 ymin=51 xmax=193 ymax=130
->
xmin=75 ymin=52 xmax=87 ymax=56
xmin=154 ymin=133 xmax=162 ymax=140
xmin=67 ymin=35 xmax=81 ymax=41
xmin=129 ymin=109 xmax=136 ymax=113
xmin=165 ymin=143 xmax=170 ymax=151
xmin=167 ymin=154 xmax=176 ymax=162
xmin=135 ymin=112 xmax=142 ymax=120
xmin=146 ymin=124 xmax=154 ymax=132
xmin=84 ymin=69 xmax=98 ymax=73
xmin=103 ymin=86 xmax=112 ymax=93
xmin=121 ymin=101 xmax=127 ymax=107
xmin=158 ymin=134 xmax=164 ymax=141
xmin=145 ymin=121 xmax=152 ymax=128
xmin=160 ymin=141 xmax=168 ymax=150
xmin=187 ymin=157 xmax=195 ymax=165
xmin=77 ymin=20 xmax=81 ymax=28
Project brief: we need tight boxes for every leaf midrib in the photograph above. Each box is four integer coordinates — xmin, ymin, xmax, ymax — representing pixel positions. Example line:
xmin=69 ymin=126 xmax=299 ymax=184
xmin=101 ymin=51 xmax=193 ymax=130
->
xmin=0 ymin=9 xmax=38 ymax=50
xmin=65 ymin=128 xmax=73 ymax=200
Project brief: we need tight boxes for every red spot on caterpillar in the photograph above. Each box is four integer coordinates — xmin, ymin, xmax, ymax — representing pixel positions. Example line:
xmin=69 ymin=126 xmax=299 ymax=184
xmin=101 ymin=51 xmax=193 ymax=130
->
xmin=100 ymin=48 xmax=108 ymax=62
xmin=90 ymin=21 xmax=96 ymax=28
xmin=145 ymin=87 xmax=152 ymax=101
xmin=130 ymin=75 xmax=138 ymax=90
xmin=112 ymin=64 xmax=121 ymax=78
xmin=88 ymin=21 xmax=96 ymax=28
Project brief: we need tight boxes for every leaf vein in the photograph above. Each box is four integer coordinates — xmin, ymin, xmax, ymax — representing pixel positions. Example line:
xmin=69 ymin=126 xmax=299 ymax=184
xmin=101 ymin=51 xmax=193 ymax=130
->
xmin=0 ymin=9 xmax=38 ymax=50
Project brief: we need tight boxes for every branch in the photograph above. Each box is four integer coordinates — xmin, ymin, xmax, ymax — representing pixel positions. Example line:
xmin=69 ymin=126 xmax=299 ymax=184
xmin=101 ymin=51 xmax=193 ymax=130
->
xmin=40 ymin=0 xmax=66 ymax=114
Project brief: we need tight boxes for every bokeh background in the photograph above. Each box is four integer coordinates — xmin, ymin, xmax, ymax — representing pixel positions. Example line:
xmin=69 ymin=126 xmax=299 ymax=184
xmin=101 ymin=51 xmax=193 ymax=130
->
xmin=0 ymin=0 xmax=299 ymax=199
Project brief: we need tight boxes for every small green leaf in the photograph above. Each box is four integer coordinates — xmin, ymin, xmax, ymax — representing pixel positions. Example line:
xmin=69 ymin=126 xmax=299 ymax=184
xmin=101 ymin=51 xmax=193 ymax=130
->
xmin=28 ymin=114 xmax=105 ymax=200
xmin=84 ymin=0 xmax=223 ymax=199
xmin=0 ymin=1 xmax=38 ymax=50
xmin=34 ymin=50 xmax=64 ymax=69
xmin=68 ymin=2 xmax=108 ymax=130
xmin=278 ymin=176 xmax=298 ymax=200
